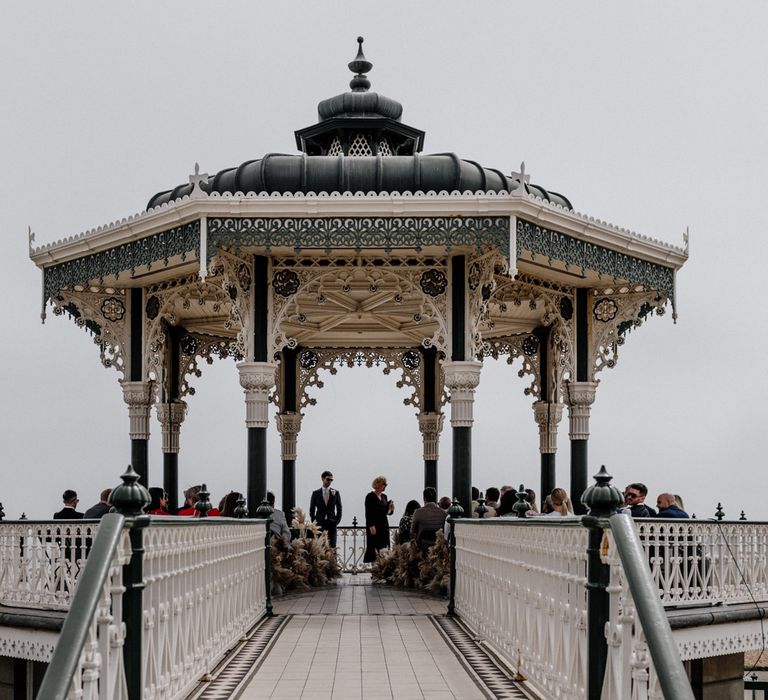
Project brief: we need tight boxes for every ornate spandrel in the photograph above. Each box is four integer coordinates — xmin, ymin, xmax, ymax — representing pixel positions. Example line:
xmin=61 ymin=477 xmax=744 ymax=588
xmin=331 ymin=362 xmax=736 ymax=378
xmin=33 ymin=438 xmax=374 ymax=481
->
xmin=269 ymin=256 xmax=450 ymax=360
xmin=51 ymin=288 xmax=130 ymax=378
xmin=282 ymin=347 xmax=429 ymax=414
xmin=143 ymin=273 xmax=239 ymax=398
xmin=484 ymin=333 xmax=542 ymax=398
xmin=466 ymin=249 xmax=507 ymax=358
xmin=178 ymin=332 xmax=243 ymax=398
xmin=213 ymin=250 xmax=255 ymax=360
xmin=590 ymin=288 xmax=668 ymax=379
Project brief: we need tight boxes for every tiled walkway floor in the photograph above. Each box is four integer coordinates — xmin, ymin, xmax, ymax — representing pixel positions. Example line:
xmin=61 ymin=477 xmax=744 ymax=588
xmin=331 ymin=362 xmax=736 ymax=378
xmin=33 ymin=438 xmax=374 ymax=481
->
xmin=203 ymin=575 xmax=530 ymax=700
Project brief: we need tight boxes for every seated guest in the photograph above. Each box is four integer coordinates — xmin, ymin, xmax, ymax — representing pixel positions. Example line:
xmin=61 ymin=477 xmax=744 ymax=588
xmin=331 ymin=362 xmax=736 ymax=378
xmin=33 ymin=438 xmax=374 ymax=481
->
xmin=525 ymin=489 xmax=538 ymax=514
xmin=178 ymin=485 xmax=220 ymax=516
xmin=411 ymin=487 xmax=447 ymax=554
xmin=496 ymin=489 xmax=518 ymax=517
xmin=470 ymin=486 xmax=480 ymax=518
xmin=219 ymin=491 xmax=244 ymax=517
xmin=54 ymin=490 xmax=84 ymax=519
xmin=539 ymin=488 xmax=574 ymax=517
xmin=622 ymin=483 xmax=657 ymax=517
xmin=83 ymin=488 xmax=112 ymax=519
xmin=656 ymin=493 xmax=689 ymax=518
xmin=484 ymin=487 xmax=500 ymax=515
xmin=398 ymin=500 xmax=421 ymax=543
xmin=438 ymin=496 xmax=452 ymax=510
xmin=146 ymin=487 xmax=170 ymax=515
xmin=266 ymin=492 xmax=291 ymax=544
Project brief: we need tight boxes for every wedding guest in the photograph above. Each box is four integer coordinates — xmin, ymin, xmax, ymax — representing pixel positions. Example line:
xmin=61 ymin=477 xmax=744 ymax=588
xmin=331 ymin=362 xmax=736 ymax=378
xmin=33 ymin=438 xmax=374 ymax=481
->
xmin=398 ymin=500 xmax=420 ymax=544
xmin=266 ymin=492 xmax=291 ymax=544
xmin=146 ymin=488 xmax=170 ymax=515
xmin=363 ymin=476 xmax=394 ymax=562
xmin=83 ymin=488 xmax=112 ymax=519
xmin=219 ymin=491 xmax=243 ymax=517
xmin=53 ymin=490 xmax=83 ymax=519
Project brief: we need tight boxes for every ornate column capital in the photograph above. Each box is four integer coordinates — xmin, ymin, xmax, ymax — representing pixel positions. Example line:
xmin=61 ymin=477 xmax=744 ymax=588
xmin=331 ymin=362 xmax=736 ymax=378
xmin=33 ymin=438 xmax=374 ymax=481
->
xmin=443 ymin=360 xmax=482 ymax=428
xmin=237 ymin=361 xmax=277 ymax=429
xmin=565 ymin=381 xmax=598 ymax=441
xmin=417 ymin=412 xmax=445 ymax=461
xmin=532 ymin=400 xmax=564 ymax=454
xmin=276 ymin=412 xmax=302 ymax=461
xmin=156 ymin=401 xmax=187 ymax=454
xmin=121 ymin=380 xmax=154 ymax=440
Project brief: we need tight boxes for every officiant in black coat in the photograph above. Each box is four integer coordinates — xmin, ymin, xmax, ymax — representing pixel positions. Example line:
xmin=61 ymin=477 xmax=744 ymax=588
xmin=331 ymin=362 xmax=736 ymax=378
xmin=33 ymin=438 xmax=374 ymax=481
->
xmin=309 ymin=470 xmax=342 ymax=547
xmin=363 ymin=475 xmax=394 ymax=562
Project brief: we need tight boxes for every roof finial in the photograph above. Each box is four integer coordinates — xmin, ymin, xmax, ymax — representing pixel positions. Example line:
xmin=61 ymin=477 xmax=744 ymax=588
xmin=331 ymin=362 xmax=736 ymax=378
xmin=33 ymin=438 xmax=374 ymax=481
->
xmin=348 ymin=36 xmax=372 ymax=92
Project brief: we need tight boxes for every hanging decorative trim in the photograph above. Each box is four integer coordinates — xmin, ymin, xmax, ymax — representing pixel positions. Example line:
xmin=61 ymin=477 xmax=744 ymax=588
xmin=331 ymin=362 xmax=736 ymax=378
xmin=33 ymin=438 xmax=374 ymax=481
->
xmin=207 ymin=216 xmax=511 ymax=257
xmin=42 ymin=222 xmax=200 ymax=301
xmin=516 ymin=218 xmax=675 ymax=303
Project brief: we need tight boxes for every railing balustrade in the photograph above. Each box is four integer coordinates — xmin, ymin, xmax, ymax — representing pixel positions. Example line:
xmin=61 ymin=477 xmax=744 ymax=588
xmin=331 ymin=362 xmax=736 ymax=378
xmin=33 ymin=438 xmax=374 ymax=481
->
xmin=453 ymin=519 xmax=589 ymax=699
xmin=635 ymin=519 xmax=768 ymax=606
xmin=335 ymin=523 xmax=396 ymax=573
xmin=0 ymin=520 xmax=99 ymax=610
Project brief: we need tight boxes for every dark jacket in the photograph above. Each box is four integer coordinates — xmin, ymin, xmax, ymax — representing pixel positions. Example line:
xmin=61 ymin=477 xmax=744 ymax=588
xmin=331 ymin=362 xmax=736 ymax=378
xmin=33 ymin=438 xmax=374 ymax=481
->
xmin=411 ymin=502 xmax=447 ymax=548
xmin=657 ymin=505 xmax=689 ymax=518
xmin=53 ymin=507 xmax=84 ymax=520
xmin=629 ymin=503 xmax=657 ymax=518
xmin=83 ymin=502 xmax=111 ymax=519
xmin=309 ymin=487 xmax=342 ymax=524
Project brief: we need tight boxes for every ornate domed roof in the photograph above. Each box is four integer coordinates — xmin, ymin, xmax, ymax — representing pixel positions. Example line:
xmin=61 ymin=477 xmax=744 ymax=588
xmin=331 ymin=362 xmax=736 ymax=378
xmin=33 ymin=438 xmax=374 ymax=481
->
xmin=146 ymin=38 xmax=572 ymax=210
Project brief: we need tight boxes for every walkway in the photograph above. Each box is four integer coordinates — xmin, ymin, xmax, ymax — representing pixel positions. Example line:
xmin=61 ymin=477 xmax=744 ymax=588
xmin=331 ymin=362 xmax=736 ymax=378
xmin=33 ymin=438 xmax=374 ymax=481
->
xmin=190 ymin=575 xmax=534 ymax=700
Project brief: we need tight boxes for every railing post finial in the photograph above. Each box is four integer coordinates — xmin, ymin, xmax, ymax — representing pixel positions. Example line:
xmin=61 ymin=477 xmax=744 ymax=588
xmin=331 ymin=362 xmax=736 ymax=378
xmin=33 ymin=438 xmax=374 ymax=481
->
xmin=714 ymin=503 xmax=725 ymax=521
xmin=581 ymin=465 xmax=623 ymax=519
xmin=255 ymin=498 xmax=274 ymax=518
xmin=234 ymin=495 xmax=248 ymax=519
xmin=194 ymin=484 xmax=212 ymax=518
xmin=110 ymin=465 xmax=151 ymax=517
xmin=447 ymin=498 xmax=464 ymax=518
xmin=739 ymin=510 xmax=747 ymax=521
xmin=513 ymin=484 xmax=531 ymax=518
xmin=0 ymin=503 xmax=4 ymax=521
xmin=475 ymin=496 xmax=488 ymax=518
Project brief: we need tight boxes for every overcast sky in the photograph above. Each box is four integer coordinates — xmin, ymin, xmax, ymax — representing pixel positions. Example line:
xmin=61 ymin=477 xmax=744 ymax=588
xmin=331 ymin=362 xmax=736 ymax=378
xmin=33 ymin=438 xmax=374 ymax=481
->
xmin=1 ymin=2 xmax=766 ymax=521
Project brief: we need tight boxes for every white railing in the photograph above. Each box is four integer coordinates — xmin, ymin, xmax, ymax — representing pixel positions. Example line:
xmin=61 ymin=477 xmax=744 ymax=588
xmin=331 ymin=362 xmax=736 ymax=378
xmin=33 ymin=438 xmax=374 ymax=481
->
xmin=58 ymin=517 xmax=268 ymax=700
xmin=0 ymin=520 xmax=99 ymax=610
xmin=141 ymin=519 xmax=267 ymax=699
xmin=454 ymin=519 xmax=589 ymax=700
xmin=636 ymin=520 xmax=768 ymax=606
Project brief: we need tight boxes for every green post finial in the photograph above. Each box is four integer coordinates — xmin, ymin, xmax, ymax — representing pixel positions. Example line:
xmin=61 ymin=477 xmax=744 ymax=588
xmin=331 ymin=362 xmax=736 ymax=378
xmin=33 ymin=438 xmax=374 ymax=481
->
xmin=447 ymin=498 xmax=464 ymax=518
xmin=513 ymin=484 xmax=531 ymax=518
xmin=234 ymin=495 xmax=248 ymax=519
xmin=0 ymin=503 xmax=4 ymax=521
xmin=348 ymin=36 xmax=372 ymax=92
xmin=739 ymin=510 xmax=747 ymax=521
xmin=714 ymin=503 xmax=724 ymax=521
xmin=110 ymin=465 xmax=151 ymax=517
xmin=581 ymin=465 xmax=624 ymax=519
xmin=475 ymin=496 xmax=488 ymax=518
xmin=255 ymin=497 xmax=274 ymax=518
xmin=195 ymin=484 xmax=212 ymax=518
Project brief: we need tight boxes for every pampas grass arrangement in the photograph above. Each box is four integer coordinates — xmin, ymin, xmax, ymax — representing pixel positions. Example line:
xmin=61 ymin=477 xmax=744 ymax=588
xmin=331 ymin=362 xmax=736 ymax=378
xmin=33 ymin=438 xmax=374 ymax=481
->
xmin=370 ymin=531 xmax=450 ymax=597
xmin=269 ymin=532 xmax=342 ymax=595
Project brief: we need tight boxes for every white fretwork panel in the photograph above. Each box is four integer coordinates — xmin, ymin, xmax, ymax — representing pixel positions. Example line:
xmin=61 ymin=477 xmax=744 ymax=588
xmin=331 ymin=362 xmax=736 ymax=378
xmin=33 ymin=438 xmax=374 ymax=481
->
xmin=0 ymin=628 xmax=58 ymax=662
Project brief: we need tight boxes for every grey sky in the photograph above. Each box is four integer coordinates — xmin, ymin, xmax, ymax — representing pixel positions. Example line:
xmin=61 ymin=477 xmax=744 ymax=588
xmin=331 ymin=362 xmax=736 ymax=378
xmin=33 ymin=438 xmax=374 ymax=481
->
xmin=1 ymin=2 xmax=766 ymax=521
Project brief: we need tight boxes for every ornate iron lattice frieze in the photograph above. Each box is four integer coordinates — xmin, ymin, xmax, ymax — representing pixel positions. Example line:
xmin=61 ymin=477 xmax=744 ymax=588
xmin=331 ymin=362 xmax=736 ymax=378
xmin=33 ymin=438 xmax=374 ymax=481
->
xmin=208 ymin=216 xmax=510 ymax=256
xmin=516 ymin=218 xmax=675 ymax=301
xmin=484 ymin=334 xmax=543 ymax=398
xmin=467 ymin=249 xmax=507 ymax=357
xmin=278 ymin=347 xmax=428 ymax=414
xmin=178 ymin=332 xmax=243 ymax=398
xmin=51 ymin=288 xmax=129 ymax=377
xmin=43 ymin=222 xmax=200 ymax=300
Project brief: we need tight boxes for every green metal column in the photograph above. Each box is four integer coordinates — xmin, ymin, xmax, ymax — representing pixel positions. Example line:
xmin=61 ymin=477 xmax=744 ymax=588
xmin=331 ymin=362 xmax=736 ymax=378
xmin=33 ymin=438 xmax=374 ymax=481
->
xmin=541 ymin=453 xmax=556 ymax=506
xmin=128 ymin=288 xmax=149 ymax=485
xmin=570 ymin=288 xmax=591 ymax=514
xmin=280 ymin=348 xmax=298 ymax=515
xmin=452 ymin=428 xmax=472 ymax=514
xmin=163 ymin=454 xmax=178 ymax=514
xmin=248 ymin=428 xmax=267 ymax=517
xmin=421 ymin=346 xmax=440 ymax=491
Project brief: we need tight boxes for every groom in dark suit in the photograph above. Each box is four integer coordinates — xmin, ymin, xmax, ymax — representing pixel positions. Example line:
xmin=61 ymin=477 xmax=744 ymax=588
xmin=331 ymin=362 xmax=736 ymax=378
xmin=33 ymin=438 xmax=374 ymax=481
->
xmin=309 ymin=470 xmax=342 ymax=547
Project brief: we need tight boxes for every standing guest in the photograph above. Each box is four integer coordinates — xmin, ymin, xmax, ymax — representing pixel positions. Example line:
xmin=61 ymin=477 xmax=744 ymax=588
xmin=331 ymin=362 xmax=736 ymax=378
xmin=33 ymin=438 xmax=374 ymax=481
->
xmin=363 ymin=476 xmax=394 ymax=562
xmin=411 ymin=487 xmax=448 ymax=554
xmin=83 ymin=489 xmax=112 ymax=519
xmin=146 ymin=488 xmax=170 ymax=515
xmin=398 ymin=500 xmax=421 ymax=543
xmin=470 ymin=486 xmax=480 ymax=518
xmin=438 ymin=496 xmax=452 ymax=510
xmin=266 ymin=492 xmax=291 ymax=544
xmin=219 ymin=491 xmax=244 ymax=517
xmin=499 ymin=485 xmax=514 ymax=501
xmin=309 ymin=470 xmax=342 ymax=547
xmin=656 ymin=493 xmax=689 ymax=518
xmin=525 ymin=489 xmax=538 ymax=514
xmin=177 ymin=485 xmax=220 ymax=516
xmin=54 ymin=490 xmax=84 ymax=519
xmin=674 ymin=494 xmax=686 ymax=510
xmin=622 ymin=483 xmax=657 ymax=517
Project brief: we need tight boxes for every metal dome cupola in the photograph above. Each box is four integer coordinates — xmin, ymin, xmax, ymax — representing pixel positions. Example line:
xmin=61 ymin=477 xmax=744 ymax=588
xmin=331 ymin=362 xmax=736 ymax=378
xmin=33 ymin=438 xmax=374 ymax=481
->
xmin=294 ymin=37 xmax=425 ymax=156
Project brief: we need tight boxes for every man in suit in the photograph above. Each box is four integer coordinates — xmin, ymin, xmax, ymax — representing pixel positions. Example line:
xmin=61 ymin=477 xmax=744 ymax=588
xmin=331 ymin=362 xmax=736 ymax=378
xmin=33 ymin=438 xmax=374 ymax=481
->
xmin=411 ymin=487 xmax=447 ymax=554
xmin=309 ymin=470 xmax=342 ymax=547
xmin=53 ymin=489 xmax=84 ymax=519
xmin=83 ymin=488 xmax=112 ymax=519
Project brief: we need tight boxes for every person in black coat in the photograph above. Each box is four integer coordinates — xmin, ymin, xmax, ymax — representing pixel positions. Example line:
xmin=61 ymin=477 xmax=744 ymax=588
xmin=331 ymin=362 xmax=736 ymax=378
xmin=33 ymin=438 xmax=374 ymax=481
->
xmin=363 ymin=475 xmax=394 ymax=562
xmin=309 ymin=470 xmax=342 ymax=547
xmin=53 ymin=489 xmax=84 ymax=519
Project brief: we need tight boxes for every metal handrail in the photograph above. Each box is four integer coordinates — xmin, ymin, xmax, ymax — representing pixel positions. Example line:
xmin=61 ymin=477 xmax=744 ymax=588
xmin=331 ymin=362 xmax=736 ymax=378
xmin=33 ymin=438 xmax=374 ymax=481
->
xmin=609 ymin=513 xmax=695 ymax=700
xmin=36 ymin=512 xmax=126 ymax=700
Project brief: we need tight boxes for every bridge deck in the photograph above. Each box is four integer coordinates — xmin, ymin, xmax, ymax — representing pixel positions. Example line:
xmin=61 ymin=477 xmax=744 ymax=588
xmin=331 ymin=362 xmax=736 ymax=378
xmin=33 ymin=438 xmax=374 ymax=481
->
xmin=190 ymin=575 xmax=532 ymax=700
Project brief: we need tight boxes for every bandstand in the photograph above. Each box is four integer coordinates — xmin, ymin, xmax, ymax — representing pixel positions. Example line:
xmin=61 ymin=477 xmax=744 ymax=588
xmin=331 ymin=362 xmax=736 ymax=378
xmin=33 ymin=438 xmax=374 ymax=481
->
xmin=30 ymin=38 xmax=687 ymax=517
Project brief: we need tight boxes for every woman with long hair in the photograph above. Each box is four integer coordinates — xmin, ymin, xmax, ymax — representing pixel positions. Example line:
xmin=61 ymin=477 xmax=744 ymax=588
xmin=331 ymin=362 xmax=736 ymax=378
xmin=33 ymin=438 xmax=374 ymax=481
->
xmin=398 ymin=499 xmax=421 ymax=544
xmin=541 ymin=487 xmax=574 ymax=517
